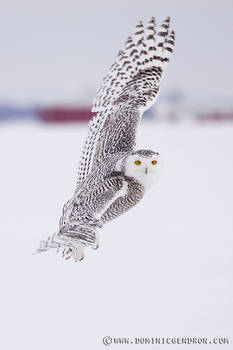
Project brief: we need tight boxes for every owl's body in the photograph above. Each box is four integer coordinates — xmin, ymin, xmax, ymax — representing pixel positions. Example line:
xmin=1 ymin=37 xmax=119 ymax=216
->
xmin=37 ymin=17 xmax=175 ymax=261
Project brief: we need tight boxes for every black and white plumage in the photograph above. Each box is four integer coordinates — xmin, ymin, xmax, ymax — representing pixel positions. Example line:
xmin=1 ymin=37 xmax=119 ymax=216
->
xmin=37 ymin=17 xmax=175 ymax=261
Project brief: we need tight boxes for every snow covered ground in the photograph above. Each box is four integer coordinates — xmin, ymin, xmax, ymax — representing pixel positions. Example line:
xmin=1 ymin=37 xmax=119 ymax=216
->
xmin=0 ymin=122 xmax=232 ymax=349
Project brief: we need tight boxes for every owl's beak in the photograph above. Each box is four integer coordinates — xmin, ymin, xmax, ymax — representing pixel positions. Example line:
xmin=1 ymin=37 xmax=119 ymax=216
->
xmin=145 ymin=167 xmax=148 ymax=174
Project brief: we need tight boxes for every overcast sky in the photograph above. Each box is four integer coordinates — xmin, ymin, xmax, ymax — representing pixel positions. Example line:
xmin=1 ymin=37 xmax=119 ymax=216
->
xmin=1 ymin=0 xmax=233 ymax=106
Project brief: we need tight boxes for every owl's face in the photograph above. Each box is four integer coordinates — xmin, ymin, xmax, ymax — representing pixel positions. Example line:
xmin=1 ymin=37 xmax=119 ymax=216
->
xmin=119 ymin=150 xmax=162 ymax=188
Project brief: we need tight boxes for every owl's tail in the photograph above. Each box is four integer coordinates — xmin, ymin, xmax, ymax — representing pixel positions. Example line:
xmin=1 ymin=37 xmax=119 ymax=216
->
xmin=35 ymin=221 xmax=99 ymax=261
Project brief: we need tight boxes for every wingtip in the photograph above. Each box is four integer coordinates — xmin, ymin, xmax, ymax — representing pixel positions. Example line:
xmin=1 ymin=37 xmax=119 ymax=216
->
xmin=135 ymin=20 xmax=144 ymax=36
xmin=136 ymin=20 xmax=143 ymax=27
xmin=125 ymin=36 xmax=133 ymax=45
xmin=170 ymin=30 xmax=175 ymax=39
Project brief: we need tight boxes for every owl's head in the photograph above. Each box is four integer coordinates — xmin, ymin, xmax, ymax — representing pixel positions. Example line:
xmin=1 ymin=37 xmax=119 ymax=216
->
xmin=116 ymin=149 xmax=163 ymax=188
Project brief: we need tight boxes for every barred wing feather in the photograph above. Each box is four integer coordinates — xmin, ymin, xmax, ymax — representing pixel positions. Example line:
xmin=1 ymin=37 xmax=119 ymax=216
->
xmin=77 ymin=17 xmax=175 ymax=185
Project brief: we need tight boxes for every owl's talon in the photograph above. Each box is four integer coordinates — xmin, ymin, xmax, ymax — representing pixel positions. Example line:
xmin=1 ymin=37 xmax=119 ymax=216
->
xmin=93 ymin=232 xmax=99 ymax=250
xmin=72 ymin=246 xmax=85 ymax=262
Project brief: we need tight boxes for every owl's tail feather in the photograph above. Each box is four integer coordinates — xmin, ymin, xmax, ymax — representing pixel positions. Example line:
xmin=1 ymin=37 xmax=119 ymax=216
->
xmin=36 ymin=233 xmax=72 ymax=253
xmin=36 ymin=235 xmax=85 ymax=261
xmin=35 ymin=221 xmax=99 ymax=261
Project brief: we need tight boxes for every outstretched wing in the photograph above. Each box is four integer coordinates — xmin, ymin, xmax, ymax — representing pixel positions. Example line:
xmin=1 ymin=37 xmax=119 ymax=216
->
xmin=77 ymin=17 xmax=175 ymax=184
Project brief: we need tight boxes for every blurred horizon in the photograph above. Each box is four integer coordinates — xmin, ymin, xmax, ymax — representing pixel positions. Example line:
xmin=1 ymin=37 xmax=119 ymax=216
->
xmin=1 ymin=0 xmax=233 ymax=110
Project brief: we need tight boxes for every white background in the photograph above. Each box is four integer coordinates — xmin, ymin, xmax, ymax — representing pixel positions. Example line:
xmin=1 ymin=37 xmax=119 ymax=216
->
xmin=0 ymin=122 xmax=232 ymax=349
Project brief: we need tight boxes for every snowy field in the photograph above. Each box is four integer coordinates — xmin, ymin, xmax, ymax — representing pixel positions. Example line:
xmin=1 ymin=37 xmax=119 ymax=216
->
xmin=0 ymin=122 xmax=232 ymax=349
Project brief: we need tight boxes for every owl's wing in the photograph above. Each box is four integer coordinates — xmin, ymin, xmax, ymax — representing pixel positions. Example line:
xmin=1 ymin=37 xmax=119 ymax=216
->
xmin=77 ymin=17 xmax=175 ymax=184
xmin=100 ymin=177 xmax=145 ymax=225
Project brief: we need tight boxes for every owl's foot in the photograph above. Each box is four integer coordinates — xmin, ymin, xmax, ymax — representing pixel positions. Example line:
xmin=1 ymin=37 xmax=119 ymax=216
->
xmin=72 ymin=245 xmax=85 ymax=261
xmin=61 ymin=246 xmax=84 ymax=261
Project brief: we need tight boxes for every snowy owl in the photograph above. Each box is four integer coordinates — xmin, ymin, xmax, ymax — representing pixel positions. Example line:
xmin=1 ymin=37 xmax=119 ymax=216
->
xmin=37 ymin=17 xmax=175 ymax=261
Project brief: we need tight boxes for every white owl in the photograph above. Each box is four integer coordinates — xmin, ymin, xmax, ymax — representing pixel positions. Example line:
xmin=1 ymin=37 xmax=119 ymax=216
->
xmin=37 ymin=17 xmax=175 ymax=261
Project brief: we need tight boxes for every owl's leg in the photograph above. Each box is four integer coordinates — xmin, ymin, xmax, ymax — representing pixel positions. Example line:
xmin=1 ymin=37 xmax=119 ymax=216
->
xmin=72 ymin=245 xmax=85 ymax=262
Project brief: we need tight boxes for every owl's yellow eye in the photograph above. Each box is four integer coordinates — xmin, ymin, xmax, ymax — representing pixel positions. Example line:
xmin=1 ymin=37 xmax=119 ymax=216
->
xmin=151 ymin=160 xmax=157 ymax=165
xmin=135 ymin=160 xmax=142 ymax=165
